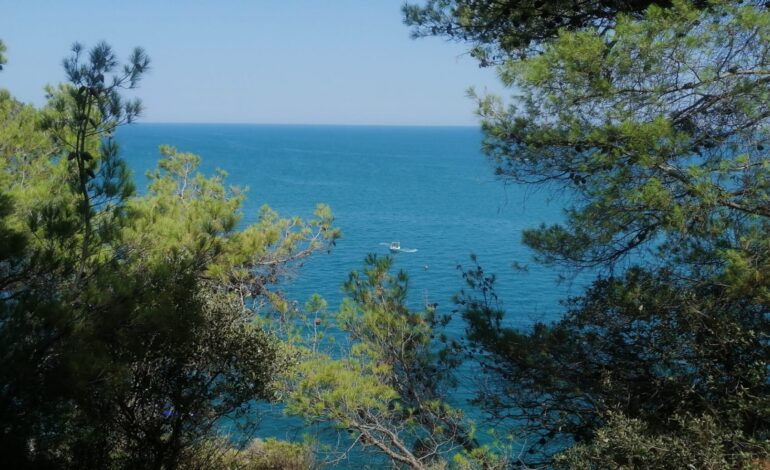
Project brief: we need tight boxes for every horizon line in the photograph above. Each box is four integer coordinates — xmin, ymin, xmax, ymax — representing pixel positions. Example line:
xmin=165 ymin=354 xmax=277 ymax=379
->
xmin=136 ymin=121 xmax=482 ymax=129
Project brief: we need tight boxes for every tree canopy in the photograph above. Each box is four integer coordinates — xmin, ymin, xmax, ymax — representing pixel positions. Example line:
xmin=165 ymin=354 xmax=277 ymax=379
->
xmin=4 ymin=0 xmax=770 ymax=466
xmin=0 ymin=42 xmax=338 ymax=469
xmin=409 ymin=0 xmax=770 ymax=466
xmin=403 ymin=0 xmax=710 ymax=63
xmin=285 ymin=255 xmax=486 ymax=469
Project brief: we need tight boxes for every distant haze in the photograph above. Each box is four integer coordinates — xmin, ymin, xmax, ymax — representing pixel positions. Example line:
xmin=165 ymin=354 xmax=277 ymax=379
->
xmin=0 ymin=0 xmax=506 ymax=126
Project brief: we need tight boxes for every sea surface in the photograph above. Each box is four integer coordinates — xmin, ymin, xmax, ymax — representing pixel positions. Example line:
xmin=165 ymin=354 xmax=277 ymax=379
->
xmin=119 ymin=123 xmax=576 ymax=322
xmin=117 ymin=123 xmax=583 ymax=463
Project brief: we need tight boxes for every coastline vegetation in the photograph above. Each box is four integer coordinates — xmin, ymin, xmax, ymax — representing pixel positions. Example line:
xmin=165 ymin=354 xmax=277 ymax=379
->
xmin=407 ymin=0 xmax=770 ymax=467
xmin=1 ymin=0 xmax=770 ymax=467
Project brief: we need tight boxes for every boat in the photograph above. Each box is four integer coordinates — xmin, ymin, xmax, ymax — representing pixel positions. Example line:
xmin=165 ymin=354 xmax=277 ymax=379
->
xmin=380 ymin=241 xmax=417 ymax=253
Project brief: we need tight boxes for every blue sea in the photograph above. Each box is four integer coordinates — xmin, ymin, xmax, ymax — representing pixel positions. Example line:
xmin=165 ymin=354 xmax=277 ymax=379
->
xmin=119 ymin=123 xmax=576 ymax=321
xmin=117 ymin=123 xmax=582 ymax=464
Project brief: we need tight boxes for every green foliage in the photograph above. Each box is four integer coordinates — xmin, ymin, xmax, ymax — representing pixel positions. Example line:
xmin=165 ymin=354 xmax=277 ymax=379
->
xmin=39 ymin=42 xmax=148 ymax=279
xmin=451 ymin=441 xmax=515 ymax=470
xmin=402 ymin=0 xmax=709 ymax=64
xmin=555 ymin=413 xmax=767 ymax=469
xmin=181 ymin=438 xmax=314 ymax=470
xmin=232 ymin=439 xmax=315 ymax=470
xmin=286 ymin=255 xmax=476 ymax=469
xmin=0 ymin=43 xmax=338 ymax=469
xmin=0 ymin=39 xmax=6 ymax=70
xmin=459 ymin=263 xmax=770 ymax=464
xmin=415 ymin=0 xmax=770 ymax=467
xmin=474 ymin=0 xmax=770 ymax=270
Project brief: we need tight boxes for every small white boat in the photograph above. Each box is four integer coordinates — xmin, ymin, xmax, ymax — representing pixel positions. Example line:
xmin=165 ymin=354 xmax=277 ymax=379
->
xmin=379 ymin=241 xmax=417 ymax=253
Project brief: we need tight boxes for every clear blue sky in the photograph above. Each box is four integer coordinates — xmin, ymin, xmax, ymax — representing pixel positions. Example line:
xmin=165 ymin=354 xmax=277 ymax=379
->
xmin=0 ymin=0 xmax=506 ymax=126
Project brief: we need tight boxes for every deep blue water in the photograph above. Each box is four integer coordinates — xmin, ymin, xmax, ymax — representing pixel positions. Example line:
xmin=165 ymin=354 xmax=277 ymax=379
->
xmin=117 ymin=123 xmax=582 ymax=464
xmin=119 ymin=123 xmax=576 ymax=325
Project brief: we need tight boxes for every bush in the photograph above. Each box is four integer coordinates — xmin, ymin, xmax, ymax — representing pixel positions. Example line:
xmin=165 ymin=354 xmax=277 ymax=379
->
xmin=182 ymin=438 xmax=314 ymax=470
xmin=555 ymin=413 xmax=768 ymax=470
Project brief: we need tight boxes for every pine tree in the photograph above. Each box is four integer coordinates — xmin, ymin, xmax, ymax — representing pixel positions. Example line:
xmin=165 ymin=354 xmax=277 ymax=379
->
xmin=410 ymin=0 xmax=770 ymax=466
xmin=0 ymin=42 xmax=339 ymax=469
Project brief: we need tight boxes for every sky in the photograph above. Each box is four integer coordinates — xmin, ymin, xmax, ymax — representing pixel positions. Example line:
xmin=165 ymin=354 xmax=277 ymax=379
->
xmin=0 ymin=0 xmax=507 ymax=126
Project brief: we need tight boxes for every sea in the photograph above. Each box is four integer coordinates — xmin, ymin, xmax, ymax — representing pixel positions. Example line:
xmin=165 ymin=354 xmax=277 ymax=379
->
xmin=117 ymin=123 xmax=583 ymax=465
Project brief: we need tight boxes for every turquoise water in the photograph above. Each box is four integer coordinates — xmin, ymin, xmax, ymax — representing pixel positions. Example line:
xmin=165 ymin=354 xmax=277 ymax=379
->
xmin=117 ymin=123 xmax=580 ymax=464
xmin=119 ymin=123 xmax=574 ymax=325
